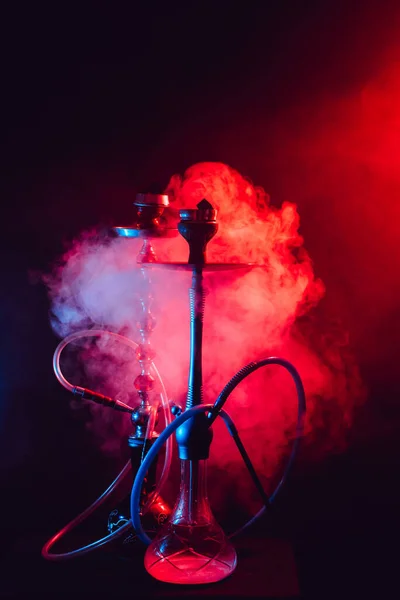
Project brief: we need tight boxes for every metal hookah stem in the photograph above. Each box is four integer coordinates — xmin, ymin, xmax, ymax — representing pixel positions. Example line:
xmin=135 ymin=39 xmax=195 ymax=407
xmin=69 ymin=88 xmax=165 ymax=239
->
xmin=186 ymin=265 xmax=205 ymax=410
xmin=175 ymin=199 xmax=217 ymax=460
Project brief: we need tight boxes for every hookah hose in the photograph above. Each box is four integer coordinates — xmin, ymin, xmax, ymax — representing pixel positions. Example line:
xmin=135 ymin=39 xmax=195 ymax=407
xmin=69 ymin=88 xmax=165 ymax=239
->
xmin=42 ymin=329 xmax=173 ymax=561
xmin=43 ymin=335 xmax=305 ymax=557
xmin=131 ymin=357 xmax=306 ymax=546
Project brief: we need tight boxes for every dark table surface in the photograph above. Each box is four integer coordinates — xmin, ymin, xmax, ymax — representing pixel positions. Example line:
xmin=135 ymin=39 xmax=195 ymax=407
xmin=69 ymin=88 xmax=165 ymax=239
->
xmin=8 ymin=535 xmax=299 ymax=599
xmin=4 ymin=524 xmax=397 ymax=599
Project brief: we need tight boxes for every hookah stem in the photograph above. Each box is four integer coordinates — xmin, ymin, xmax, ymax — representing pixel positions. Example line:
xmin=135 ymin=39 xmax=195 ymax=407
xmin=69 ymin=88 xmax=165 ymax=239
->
xmin=187 ymin=264 xmax=204 ymax=523
xmin=187 ymin=265 xmax=205 ymax=410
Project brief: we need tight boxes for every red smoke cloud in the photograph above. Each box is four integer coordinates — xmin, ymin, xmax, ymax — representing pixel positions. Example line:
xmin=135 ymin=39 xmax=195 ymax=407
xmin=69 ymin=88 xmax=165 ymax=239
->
xmin=45 ymin=162 xmax=365 ymax=509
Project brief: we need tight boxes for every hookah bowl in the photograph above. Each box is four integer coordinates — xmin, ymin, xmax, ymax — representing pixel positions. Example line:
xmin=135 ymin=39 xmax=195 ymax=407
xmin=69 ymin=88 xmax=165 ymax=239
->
xmin=143 ymin=200 xmax=238 ymax=584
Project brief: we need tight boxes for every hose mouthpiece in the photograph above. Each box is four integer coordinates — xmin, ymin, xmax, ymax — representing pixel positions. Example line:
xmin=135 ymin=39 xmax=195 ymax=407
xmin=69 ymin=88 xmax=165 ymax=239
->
xmin=73 ymin=387 xmax=134 ymax=413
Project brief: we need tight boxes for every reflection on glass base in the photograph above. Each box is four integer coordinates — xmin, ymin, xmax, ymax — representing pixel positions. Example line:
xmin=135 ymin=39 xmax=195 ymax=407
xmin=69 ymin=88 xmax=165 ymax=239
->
xmin=144 ymin=524 xmax=237 ymax=584
xmin=145 ymin=550 xmax=237 ymax=584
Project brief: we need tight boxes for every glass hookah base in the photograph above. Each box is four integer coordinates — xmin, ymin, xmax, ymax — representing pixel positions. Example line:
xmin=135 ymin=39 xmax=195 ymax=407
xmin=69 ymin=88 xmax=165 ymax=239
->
xmin=144 ymin=524 xmax=237 ymax=584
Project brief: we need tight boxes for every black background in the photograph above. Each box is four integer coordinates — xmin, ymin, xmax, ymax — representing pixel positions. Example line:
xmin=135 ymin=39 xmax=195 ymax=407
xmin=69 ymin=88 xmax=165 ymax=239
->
xmin=1 ymin=1 xmax=400 ymax=597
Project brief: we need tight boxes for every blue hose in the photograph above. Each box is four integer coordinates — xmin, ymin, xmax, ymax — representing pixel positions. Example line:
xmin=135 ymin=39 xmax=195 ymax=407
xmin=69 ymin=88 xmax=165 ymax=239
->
xmin=130 ymin=357 xmax=306 ymax=545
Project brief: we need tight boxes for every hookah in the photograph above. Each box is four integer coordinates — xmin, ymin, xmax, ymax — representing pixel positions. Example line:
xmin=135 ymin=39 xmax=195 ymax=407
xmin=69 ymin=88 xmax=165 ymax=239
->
xmin=42 ymin=190 xmax=307 ymax=586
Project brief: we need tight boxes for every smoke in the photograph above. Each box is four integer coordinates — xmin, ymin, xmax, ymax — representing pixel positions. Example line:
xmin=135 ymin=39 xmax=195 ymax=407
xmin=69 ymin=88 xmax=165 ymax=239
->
xmin=163 ymin=163 xmax=365 ymax=507
xmin=262 ymin=56 xmax=400 ymax=378
xmin=44 ymin=162 xmax=365 ymax=509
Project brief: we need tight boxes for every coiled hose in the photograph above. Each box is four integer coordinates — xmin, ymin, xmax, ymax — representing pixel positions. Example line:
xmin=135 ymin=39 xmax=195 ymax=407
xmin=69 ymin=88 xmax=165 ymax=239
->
xmin=131 ymin=357 xmax=306 ymax=545
xmin=42 ymin=329 xmax=172 ymax=561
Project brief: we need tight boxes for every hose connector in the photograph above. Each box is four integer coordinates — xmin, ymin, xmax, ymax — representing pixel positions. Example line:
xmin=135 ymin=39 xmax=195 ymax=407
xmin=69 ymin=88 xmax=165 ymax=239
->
xmin=73 ymin=387 xmax=134 ymax=413
xmin=130 ymin=401 xmax=159 ymax=439
xmin=175 ymin=412 xmax=213 ymax=460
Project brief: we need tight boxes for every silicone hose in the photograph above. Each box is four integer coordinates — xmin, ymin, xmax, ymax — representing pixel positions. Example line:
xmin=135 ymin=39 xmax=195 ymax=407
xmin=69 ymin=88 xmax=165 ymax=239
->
xmin=131 ymin=357 xmax=306 ymax=545
xmin=42 ymin=407 xmax=157 ymax=560
xmin=42 ymin=329 xmax=172 ymax=560
xmin=52 ymin=329 xmax=172 ymax=498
